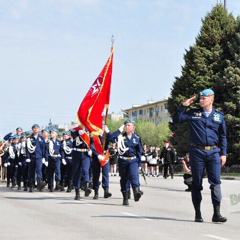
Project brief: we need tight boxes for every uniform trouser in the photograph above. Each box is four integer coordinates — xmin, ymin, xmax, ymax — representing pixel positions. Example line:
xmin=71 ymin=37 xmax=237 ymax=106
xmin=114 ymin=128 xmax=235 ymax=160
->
xmin=47 ymin=157 xmax=61 ymax=186
xmin=42 ymin=164 xmax=48 ymax=183
xmin=118 ymin=158 xmax=139 ymax=193
xmin=66 ymin=158 xmax=73 ymax=183
xmin=28 ymin=157 xmax=43 ymax=184
xmin=190 ymin=147 xmax=222 ymax=206
xmin=92 ymin=157 xmax=110 ymax=190
xmin=60 ymin=163 xmax=68 ymax=183
xmin=7 ymin=162 xmax=17 ymax=181
xmin=72 ymin=154 xmax=91 ymax=189
xmin=163 ymin=163 xmax=174 ymax=177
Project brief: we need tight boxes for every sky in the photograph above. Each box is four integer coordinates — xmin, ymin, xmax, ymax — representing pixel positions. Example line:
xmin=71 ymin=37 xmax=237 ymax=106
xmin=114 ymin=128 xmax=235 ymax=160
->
xmin=0 ymin=0 xmax=239 ymax=138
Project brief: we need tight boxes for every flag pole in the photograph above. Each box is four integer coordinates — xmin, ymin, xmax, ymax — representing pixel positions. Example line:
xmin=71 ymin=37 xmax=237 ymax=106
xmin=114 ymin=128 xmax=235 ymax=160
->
xmin=103 ymin=35 xmax=114 ymax=152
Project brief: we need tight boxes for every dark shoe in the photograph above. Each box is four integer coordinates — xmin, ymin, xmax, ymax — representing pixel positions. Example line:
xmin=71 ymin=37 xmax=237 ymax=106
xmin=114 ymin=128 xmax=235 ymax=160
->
xmin=74 ymin=189 xmax=80 ymax=200
xmin=11 ymin=179 xmax=16 ymax=188
xmin=103 ymin=187 xmax=112 ymax=198
xmin=133 ymin=187 xmax=141 ymax=202
xmin=55 ymin=181 xmax=60 ymax=191
xmin=24 ymin=183 xmax=28 ymax=191
xmin=84 ymin=182 xmax=92 ymax=197
xmin=17 ymin=185 xmax=21 ymax=190
xmin=171 ymin=175 xmax=174 ymax=179
xmin=67 ymin=183 xmax=72 ymax=192
xmin=50 ymin=186 xmax=54 ymax=192
xmin=7 ymin=180 xmax=10 ymax=187
xmin=29 ymin=183 xmax=33 ymax=193
xmin=93 ymin=190 xmax=99 ymax=200
xmin=212 ymin=204 xmax=227 ymax=223
xmin=122 ymin=192 xmax=129 ymax=206
xmin=194 ymin=204 xmax=203 ymax=222
xmin=127 ymin=190 xmax=131 ymax=199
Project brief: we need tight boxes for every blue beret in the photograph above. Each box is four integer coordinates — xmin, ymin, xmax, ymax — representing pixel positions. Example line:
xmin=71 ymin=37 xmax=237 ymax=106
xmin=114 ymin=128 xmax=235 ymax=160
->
xmin=42 ymin=128 xmax=50 ymax=133
xmin=63 ymin=131 xmax=70 ymax=136
xmin=12 ymin=135 xmax=20 ymax=139
xmin=20 ymin=134 xmax=26 ymax=139
xmin=124 ymin=119 xmax=136 ymax=125
xmin=16 ymin=127 xmax=23 ymax=131
xmin=32 ymin=124 xmax=40 ymax=129
xmin=199 ymin=89 xmax=214 ymax=97
xmin=50 ymin=128 xmax=58 ymax=133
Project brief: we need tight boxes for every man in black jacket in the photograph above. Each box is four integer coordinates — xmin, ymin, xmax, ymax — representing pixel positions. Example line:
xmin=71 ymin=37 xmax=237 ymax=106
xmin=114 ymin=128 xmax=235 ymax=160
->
xmin=160 ymin=140 xmax=176 ymax=179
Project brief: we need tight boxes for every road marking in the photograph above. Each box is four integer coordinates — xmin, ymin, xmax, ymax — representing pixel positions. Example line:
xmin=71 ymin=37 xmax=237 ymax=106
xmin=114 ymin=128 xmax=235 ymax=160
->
xmin=121 ymin=212 xmax=153 ymax=221
xmin=205 ymin=235 xmax=230 ymax=240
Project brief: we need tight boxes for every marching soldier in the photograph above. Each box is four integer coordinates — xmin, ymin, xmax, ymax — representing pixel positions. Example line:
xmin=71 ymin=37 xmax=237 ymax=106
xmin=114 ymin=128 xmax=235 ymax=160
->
xmin=26 ymin=124 xmax=46 ymax=192
xmin=47 ymin=128 xmax=63 ymax=192
xmin=61 ymin=131 xmax=73 ymax=192
xmin=91 ymin=134 xmax=112 ymax=200
xmin=71 ymin=127 xmax=92 ymax=200
xmin=105 ymin=119 xmax=143 ymax=206
xmin=42 ymin=128 xmax=50 ymax=187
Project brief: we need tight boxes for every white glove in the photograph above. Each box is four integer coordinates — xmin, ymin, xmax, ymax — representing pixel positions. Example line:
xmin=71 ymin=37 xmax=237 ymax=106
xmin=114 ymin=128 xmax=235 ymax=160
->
xmin=7 ymin=162 xmax=10 ymax=165
xmin=4 ymin=163 xmax=8 ymax=167
xmin=88 ymin=149 xmax=92 ymax=156
xmin=26 ymin=159 xmax=31 ymax=163
xmin=44 ymin=161 xmax=49 ymax=167
xmin=98 ymin=155 xmax=105 ymax=162
xmin=104 ymin=125 xmax=110 ymax=133
xmin=78 ymin=130 xmax=85 ymax=135
xmin=15 ymin=165 xmax=18 ymax=168
xmin=62 ymin=159 xmax=67 ymax=165
xmin=19 ymin=162 xmax=22 ymax=166
xmin=42 ymin=158 xmax=46 ymax=164
xmin=138 ymin=167 xmax=142 ymax=170
xmin=119 ymin=124 xmax=124 ymax=132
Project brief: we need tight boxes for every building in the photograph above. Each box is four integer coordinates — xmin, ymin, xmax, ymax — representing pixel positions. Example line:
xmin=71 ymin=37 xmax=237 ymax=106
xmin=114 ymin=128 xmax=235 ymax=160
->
xmin=123 ymin=99 xmax=171 ymax=124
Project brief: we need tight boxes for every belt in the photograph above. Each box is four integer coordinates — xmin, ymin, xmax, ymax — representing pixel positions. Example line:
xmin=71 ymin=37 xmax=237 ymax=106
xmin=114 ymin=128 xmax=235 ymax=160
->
xmin=191 ymin=143 xmax=217 ymax=151
xmin=73 ymin=148 xmax=88 ymax=152
xmin=66 ymin=156 xmax=72 ymax=159
xmin=120 ymin=156 xmax=136 ymax=160
xmin=52 ymin=154 xmax=61 ymax=158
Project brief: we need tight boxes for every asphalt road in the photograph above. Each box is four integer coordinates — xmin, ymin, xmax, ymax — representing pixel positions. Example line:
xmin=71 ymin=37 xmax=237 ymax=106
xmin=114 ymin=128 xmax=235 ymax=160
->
xmin=0 ymin=175 xmax=239 ymax=240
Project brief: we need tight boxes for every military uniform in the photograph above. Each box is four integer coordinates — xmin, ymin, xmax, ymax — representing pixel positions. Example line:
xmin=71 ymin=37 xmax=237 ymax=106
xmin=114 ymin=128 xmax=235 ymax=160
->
xmin=71 ymin=128 xmax=92 ymax=200
xmin=173 ymin=89 xmax=227 ymax=223
xmin=26 ymin=124 xmax=46 ymax=192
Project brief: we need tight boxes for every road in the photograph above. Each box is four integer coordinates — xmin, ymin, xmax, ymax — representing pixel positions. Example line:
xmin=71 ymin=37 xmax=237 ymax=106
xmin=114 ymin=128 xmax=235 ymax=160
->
xmin=0 ymin=175 xmax=239 ymax=240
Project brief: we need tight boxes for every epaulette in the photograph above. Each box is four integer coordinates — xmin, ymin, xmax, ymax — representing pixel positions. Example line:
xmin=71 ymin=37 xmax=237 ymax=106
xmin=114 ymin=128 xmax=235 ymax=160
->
xmin=215 ymin=109 xmax=224 ymax=115
xmin=134 ymin=132 xmax=141 ymax=138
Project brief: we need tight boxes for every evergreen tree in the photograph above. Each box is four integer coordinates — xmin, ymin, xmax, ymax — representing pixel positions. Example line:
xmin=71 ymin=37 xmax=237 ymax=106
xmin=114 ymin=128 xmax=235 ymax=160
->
xmin=168 ymin=4 xmax=239 ymax=163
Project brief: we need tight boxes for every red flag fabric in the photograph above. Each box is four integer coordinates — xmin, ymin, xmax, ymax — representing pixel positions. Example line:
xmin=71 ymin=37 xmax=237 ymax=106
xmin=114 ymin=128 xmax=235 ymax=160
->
xmin=77 ymin=47 xmax=114 ymax=158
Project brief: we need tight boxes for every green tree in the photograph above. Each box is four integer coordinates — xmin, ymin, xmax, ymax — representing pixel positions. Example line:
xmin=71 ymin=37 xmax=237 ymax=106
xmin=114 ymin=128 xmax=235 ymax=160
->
xmin=168 ymin=4 xmax=239 ymax=164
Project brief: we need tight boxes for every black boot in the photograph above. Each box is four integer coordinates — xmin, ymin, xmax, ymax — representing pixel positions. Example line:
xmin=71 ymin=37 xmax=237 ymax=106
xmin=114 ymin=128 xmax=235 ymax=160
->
xmin=128 ymin=189 xmax=131 ymax=199
xmin=37 ymin=179 xmax=44 ymax=192
xmin=67 ymin=182 xmax=72 ymax=192
xmin=194 ymin=204 xmax=203 ymax=222
xmin=74 ymin=188 xmax=80 ymax=200
xmin=29 ymin=182 xmax=33 ymax=192
xmin=11 ymin=179 xmax=16 ymax=188
xmin=93 ymin=189 xmax=99 ymax=199
xmin=7 ymin=180 xmax=10 ymax=187
xmin=60 ymin=182 xmax=65 ymax=191
xmin=212 ymin=204 xmax=227 ymax=223
xmin=17 ymin=184 xmax=21 ymax=190
xmin=50 ymin=185 xmax=54 ymax=192
xmin=55 ymin=181 xmax=60 ymax=191
xmin=122 ymin=192 xmax=129 ymax=206
xmin=103 ymin=187 xmax=112 ymax=198
xmin=84 ymin=182 xmax=92 ymax=197
xmin=24 ymin=182 xmax=28 ymax=191
xmin=132 ymin=187 xmax=142 ymax=202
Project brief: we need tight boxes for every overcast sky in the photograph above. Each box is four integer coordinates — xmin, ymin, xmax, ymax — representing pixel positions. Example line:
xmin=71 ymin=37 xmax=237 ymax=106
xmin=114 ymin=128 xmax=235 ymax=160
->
xmin=0 ymin=0 xmax=239 ymax=137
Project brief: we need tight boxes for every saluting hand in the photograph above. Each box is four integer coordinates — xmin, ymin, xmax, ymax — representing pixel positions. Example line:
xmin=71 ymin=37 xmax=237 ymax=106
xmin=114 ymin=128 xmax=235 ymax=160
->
xmin=183 ymin=96 xmax=197 ymax=107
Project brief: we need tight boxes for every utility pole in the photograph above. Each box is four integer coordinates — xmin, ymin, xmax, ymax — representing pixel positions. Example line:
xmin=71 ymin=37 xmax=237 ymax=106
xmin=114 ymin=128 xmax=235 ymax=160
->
xmin=224 ymin=0 xmax=227 ymax=8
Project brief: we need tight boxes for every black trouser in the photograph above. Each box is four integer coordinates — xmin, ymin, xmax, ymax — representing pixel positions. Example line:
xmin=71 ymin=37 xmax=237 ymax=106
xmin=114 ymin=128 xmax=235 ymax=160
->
xmin=163 ymin=163 xmax=174 ymax=177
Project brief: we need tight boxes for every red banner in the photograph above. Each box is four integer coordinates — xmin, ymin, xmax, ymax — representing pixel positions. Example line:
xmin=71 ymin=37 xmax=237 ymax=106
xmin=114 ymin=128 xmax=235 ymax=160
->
xmin=77 ymin=47 xmax=114 ymax=160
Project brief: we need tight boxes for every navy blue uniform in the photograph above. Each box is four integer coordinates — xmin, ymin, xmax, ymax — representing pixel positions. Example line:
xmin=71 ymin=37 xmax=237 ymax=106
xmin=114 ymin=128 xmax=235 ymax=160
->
xmin=71 ymin=130 xmax=91 ymax=192
xmin=47 ymin=138 xmax=63 ymax=190
xmin=61 ymin=138 xmax=73 ymax=191
xmin=173 ymin=105 xmax=227 ymax=206
xmin=91 ymin=135 xmax=111 ymax=197
xmin=26 ymin=134 xmax=46 ymax=190
xmin=108 ymin=130 xmax=143 ymax=193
